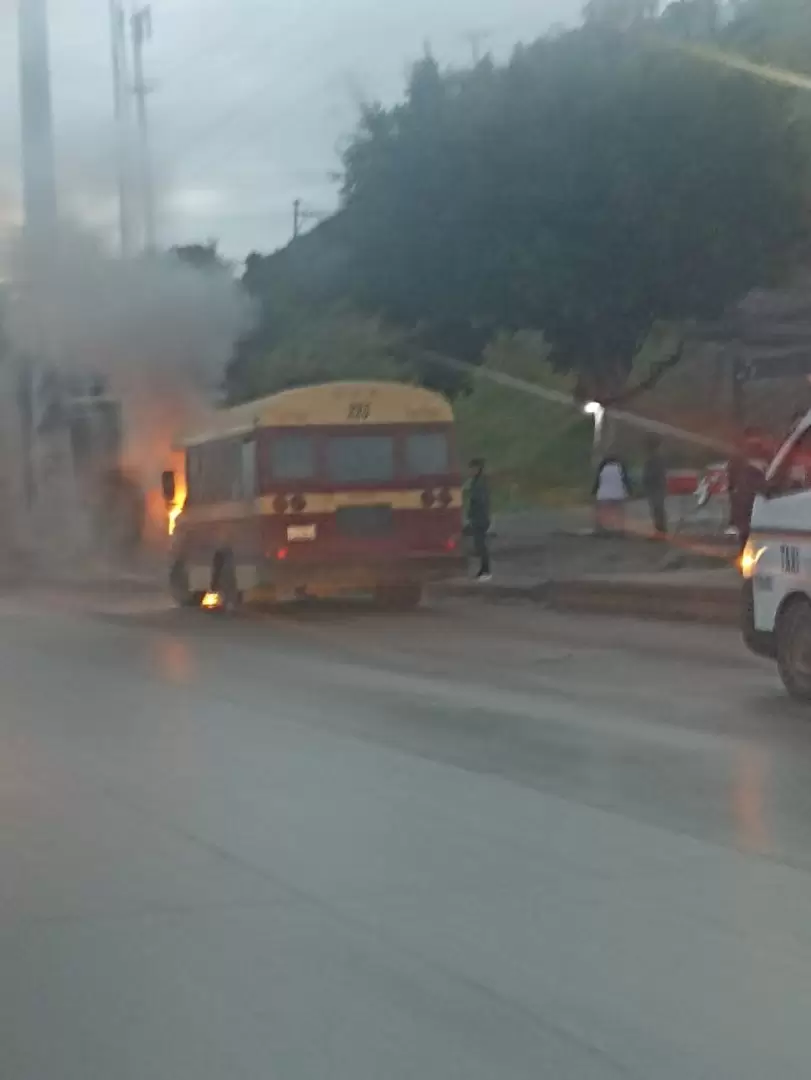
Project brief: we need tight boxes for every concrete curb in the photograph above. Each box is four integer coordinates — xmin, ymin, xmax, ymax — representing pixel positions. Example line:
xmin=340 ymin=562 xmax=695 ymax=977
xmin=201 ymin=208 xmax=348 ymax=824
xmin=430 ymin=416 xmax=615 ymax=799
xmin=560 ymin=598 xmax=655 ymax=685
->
xmin=435 ymin=577 xmax=741 ymax=626
xmin=436 ymin=580 xmax=552 ymax=604
xmin=548 ymin=578 xmax=740 ymax=626
xmin=488 ymin=532 xmax=736 ymax=563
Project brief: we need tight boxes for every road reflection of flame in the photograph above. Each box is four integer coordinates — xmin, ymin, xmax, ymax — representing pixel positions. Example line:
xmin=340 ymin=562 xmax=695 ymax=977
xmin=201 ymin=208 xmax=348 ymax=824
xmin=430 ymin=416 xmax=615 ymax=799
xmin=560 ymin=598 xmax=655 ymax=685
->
xmin=733 ymin=746 xmax=771 ymax=856
xmin=154 ymin=635 xmax=194 ymax=684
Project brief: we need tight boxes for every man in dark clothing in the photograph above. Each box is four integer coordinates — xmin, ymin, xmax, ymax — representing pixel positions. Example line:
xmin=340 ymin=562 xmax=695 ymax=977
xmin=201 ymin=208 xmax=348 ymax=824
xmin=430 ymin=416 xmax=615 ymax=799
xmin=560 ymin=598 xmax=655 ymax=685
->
xmin=728 ymin=441 xmax=766 ymax=553
xmin=642 ymin=436 xmax=667 ymax=537
xmin=466 ymin=458 xmax=492 ymax=580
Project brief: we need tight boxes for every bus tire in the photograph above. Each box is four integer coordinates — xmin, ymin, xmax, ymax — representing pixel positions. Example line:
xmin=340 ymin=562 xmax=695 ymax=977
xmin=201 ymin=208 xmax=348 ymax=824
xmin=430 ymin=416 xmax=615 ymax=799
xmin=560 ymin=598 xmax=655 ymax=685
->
xmin=212 ymin=552 xmax=242 ymax=613
xmin=777 ymin=597 xmax=811 ymax=702
xmin=170 ymin=560 xmax=203 ymax=608
xmin=374 ymin=583 xmax=422 ymax=611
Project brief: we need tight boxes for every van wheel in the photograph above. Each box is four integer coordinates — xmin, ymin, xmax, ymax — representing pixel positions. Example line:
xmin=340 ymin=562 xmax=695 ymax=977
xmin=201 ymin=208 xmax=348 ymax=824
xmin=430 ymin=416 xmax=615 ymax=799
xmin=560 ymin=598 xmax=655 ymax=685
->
xmin=374 ymin=584 xmax=422 ymax=611
xmin=777 ymin=599 xmax=811 ymax=701
xmin=170 ymin=560 xmax=204 ymax=608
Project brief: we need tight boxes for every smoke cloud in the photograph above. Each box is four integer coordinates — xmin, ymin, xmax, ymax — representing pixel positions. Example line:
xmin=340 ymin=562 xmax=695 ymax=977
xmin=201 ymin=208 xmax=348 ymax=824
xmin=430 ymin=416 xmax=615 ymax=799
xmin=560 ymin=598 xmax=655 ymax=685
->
xmin=6 ymin=223 xmax=252 ymax=395
xmin=3 ymin=223 xmax=256 ymax=553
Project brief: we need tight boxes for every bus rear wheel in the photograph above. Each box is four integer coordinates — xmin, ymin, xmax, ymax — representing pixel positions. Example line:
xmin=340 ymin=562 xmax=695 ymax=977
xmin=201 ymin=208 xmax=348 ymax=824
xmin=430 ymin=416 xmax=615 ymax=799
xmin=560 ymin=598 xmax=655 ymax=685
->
xmin=212 ymin=553 xmax=242 ymax=613
xmin=170 ymin=560 xmax=204 ymax=609
xmin=374 ymin=583 xmax=422 ymax=611
xmin=777 ymin=598 xmax=811 ymax=702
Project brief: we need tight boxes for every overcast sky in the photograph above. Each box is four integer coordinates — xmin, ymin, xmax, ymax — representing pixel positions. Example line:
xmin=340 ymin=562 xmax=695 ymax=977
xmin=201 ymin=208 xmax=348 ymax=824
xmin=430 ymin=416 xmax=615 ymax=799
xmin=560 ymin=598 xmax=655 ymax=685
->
xmin=1 ymin=0 xmax=582 ymax=260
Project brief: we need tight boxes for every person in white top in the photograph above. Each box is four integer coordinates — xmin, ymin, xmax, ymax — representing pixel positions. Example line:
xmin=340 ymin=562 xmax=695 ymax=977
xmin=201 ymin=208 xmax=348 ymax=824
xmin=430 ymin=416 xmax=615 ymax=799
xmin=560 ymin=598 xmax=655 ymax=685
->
xmin=593 ymin=455 xmax=632 ymax=535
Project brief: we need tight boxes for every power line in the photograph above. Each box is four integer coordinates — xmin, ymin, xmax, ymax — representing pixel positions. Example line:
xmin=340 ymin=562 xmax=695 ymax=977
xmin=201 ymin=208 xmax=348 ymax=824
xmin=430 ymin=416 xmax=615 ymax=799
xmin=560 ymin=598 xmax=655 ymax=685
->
xmin=152 ymin=8 xmax=323 ymax=105
xmin=160 ymin=69 xmax=344 ymax=175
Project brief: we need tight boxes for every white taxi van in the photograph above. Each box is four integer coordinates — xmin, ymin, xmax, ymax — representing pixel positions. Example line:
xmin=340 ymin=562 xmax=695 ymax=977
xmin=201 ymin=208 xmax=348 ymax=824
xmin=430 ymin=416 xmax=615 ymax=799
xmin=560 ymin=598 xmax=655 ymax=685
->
xmin=742 ymin=413 xmax=811 ymax=698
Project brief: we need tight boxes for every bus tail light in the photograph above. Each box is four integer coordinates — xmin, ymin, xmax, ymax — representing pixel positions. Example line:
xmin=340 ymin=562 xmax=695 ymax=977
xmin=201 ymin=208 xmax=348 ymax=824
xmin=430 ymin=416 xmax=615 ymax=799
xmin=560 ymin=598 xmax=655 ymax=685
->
xmin=276 ymin=547 xmax=289 ymax=561
xmin=446 ymin=536 xmax=458 ymax=552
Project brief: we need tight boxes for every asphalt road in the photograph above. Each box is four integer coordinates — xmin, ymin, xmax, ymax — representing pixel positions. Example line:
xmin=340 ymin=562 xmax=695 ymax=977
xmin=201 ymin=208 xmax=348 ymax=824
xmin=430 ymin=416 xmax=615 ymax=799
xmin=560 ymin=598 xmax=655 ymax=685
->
xmin=1 ymin=586 xmax=810 ymax=1079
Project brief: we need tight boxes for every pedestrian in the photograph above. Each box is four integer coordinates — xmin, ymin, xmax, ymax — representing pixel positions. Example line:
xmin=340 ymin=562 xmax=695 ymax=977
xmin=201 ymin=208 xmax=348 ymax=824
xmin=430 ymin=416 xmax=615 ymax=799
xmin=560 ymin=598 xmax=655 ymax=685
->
xmin=593 ymin=453 xmax=632 ymax=535
xmin=466 ymin=457 xmax=492 ymax=581
xmin=642 ymin=436 xmax=668 ymax=537
xmin=727 ymin=435 xmax=766 ymax=553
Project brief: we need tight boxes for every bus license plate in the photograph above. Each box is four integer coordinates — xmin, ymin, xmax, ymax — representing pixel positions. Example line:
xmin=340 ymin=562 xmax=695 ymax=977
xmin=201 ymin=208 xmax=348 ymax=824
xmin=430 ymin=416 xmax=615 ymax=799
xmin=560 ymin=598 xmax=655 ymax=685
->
xmin=336 ymin=505 xmax=393 ymax=537
xmin=287 ymin=524 xmax=317 ymax=542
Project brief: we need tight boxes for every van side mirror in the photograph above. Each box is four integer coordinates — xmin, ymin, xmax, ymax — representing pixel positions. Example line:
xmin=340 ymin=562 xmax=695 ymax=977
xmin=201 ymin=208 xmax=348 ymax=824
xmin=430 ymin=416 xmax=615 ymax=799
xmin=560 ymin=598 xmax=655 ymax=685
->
xmin=161 ymin=470 xmax=176 ymax=504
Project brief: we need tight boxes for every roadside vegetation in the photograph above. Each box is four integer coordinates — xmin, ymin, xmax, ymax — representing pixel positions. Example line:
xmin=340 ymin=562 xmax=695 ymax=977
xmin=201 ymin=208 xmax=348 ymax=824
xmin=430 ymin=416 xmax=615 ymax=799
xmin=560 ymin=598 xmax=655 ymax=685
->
xmin=148 ymin=3 xmax=811 ymax=502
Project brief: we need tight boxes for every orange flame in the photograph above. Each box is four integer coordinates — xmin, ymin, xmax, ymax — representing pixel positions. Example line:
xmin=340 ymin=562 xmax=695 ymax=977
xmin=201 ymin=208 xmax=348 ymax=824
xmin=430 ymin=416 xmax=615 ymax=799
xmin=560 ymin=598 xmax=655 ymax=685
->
xmin=167 ymin=473 xmax=187 ymax=537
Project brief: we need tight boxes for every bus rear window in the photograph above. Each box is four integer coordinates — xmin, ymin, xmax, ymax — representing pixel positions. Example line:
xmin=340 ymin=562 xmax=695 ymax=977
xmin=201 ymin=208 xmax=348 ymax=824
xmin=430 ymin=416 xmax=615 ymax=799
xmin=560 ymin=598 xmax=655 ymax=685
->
xmin=327 ymin=436 xmax=394 ymax=483
xmin=406 ymin=432 xmax=449 ymax=476
xmin=270 ymin=435 xmax=316 ymax=480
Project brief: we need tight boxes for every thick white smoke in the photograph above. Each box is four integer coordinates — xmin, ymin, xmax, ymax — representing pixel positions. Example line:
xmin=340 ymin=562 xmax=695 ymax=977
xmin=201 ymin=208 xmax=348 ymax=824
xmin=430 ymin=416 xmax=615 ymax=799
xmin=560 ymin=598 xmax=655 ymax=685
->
xmin=6 ymin=223 xmax=252 ymax=402
xmin=3 ymin=223 xmax=256 ymax=555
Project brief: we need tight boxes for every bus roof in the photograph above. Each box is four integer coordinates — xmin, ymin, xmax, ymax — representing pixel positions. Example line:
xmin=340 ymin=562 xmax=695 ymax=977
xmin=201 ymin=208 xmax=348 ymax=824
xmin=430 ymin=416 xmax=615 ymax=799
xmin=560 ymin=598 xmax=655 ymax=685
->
xmin=180 ymin=381 xmax=454 ymax=447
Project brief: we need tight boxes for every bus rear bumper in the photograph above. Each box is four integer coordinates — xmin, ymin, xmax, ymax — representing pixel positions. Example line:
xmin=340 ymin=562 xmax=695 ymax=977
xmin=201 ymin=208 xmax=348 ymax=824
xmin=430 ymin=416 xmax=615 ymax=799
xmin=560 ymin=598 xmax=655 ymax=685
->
xmin=257 ymin=554 xmax=467 ymax=593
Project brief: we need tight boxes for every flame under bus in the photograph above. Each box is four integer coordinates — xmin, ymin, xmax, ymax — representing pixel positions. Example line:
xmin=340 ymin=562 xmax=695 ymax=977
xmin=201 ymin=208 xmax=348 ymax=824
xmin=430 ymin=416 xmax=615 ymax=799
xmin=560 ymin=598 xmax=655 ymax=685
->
xmin=168 ymin=382 xmax=465 ymax=608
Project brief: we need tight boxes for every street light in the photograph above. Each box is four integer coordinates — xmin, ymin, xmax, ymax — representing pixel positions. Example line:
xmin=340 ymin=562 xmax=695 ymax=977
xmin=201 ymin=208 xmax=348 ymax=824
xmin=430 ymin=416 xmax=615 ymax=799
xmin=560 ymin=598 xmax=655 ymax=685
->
xmin=583 ymin=400 xmax=605 ymax=454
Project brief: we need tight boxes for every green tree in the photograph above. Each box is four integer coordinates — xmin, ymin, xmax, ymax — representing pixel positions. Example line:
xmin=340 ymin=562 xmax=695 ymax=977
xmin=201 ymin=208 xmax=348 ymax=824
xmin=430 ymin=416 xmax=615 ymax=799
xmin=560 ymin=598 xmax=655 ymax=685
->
xmin=584 ymin=0 xmax=660 ymax=30
xmin=171 ymin=241 xmax=230 ymax=273
xmin=660 ymin=0 xmax=721 ymax=40
xmin=454 ymin=333 xmax=592 ymax=501
xmin=724 ymin=0 xmax=811 ymax=74
xmin=341 ymin=29 xmax=809 ymax=396
xmin=230 ymin=308 xmax=411 ymax=402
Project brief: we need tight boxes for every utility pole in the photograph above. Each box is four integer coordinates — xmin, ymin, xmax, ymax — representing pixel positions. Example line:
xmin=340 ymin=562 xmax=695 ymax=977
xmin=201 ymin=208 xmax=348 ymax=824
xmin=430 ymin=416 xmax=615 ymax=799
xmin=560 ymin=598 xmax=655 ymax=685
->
xmin=292 ymin=199 xmax=323 ymax=242
xmin=18 ymin=0 xmax=58 ymax=260
xmin=17 ymin=0 xmax=59 ymax=523
xmin=109 ymin=0 xmax=134 ymax=258
xmin=131 ymin=5 xmax=156 ymax=253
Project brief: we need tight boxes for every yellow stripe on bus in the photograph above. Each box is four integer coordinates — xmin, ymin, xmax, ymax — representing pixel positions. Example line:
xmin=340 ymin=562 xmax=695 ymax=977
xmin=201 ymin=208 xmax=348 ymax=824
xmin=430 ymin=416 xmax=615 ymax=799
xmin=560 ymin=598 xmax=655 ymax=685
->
xmin=180 ymin=382 xmax=454 ymax=446
xmin=181 ymin=488 xmax=463 ymax=525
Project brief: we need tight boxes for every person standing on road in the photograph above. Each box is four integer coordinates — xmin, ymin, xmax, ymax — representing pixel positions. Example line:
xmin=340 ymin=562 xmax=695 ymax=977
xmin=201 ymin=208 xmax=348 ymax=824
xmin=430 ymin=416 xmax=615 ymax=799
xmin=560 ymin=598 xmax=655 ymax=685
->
xmin=466 ymin=458 xmax=492 ymax=581
xmin=728 ymin=435 xmax=766 ymax=553
xmin=642 ymin=436 xmax=668 ymax=538
xmin=593 ymin=453 xmax=632 ymax=535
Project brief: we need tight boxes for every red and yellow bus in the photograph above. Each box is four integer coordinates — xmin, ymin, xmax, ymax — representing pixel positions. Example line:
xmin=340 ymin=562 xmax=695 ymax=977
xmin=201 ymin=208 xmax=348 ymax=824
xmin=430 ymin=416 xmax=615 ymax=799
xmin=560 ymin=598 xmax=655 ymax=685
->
xmin=163 ymin=381 xmax=465 ymax=609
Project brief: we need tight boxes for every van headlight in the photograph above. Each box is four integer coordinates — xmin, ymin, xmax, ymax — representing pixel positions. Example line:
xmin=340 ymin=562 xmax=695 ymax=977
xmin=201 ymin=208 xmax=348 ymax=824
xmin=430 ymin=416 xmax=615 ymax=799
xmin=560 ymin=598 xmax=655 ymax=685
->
xmin=740 ymin=543 xmax=766 ymax=579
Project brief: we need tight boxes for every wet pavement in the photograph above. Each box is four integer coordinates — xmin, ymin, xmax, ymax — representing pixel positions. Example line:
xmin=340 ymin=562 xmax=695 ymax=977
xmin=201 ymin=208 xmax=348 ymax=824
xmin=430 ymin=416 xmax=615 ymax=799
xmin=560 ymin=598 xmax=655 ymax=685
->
xmin=0 ymin=588 xmax=810 ymax=1078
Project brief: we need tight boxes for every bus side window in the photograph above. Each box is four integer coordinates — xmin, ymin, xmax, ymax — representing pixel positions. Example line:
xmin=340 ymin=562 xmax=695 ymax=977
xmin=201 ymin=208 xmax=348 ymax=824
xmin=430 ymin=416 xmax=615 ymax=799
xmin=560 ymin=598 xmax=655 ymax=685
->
xmin=241 ymin=438 xmax=257 ymax=499
xmin=188 ymin=439 xmax=243 ymax=504
xmin=186 ymin=446 xmax=203 ymax=504
xmin=264 ymin=434 xmax=316 ymax=485
xmin=224 ymin=439 xmax=244 ymax=501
